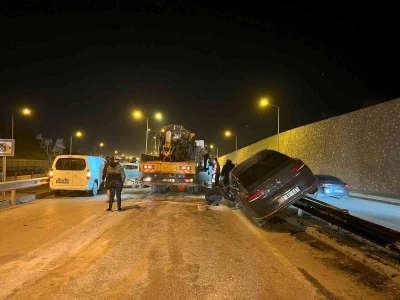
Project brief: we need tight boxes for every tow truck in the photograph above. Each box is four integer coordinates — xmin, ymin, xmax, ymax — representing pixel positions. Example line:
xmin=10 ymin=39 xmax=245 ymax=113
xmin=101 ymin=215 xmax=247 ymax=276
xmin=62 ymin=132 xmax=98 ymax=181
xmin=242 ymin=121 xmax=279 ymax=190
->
xmin=139 ymin=124 xmax=209 ymax=193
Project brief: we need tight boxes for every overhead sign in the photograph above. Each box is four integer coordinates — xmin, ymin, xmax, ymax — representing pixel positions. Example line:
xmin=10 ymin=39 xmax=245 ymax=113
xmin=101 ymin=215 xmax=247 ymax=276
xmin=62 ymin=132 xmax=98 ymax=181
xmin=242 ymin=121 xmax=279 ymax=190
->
xmin=0 ymin=139 xmax=15 ymax=156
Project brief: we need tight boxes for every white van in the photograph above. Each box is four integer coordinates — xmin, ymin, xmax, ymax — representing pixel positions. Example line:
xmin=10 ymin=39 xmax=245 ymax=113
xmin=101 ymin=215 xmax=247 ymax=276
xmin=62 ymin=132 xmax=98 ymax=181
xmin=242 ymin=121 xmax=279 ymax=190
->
xmin=49 ymin=155 xmax=105 ymax=196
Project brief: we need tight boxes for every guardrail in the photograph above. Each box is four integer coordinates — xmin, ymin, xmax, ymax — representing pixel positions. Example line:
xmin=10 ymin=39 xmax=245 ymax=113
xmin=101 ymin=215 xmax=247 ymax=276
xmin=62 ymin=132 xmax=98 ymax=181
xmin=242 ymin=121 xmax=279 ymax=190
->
xmin=0 ymin=177 xmax=50 ymax=205
xmin=294 ymin=196 xmax=400 ymax=254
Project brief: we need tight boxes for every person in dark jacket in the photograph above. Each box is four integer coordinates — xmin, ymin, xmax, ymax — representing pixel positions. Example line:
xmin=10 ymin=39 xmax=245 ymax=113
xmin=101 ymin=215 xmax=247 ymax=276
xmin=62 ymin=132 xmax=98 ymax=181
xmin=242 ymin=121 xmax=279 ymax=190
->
xmin=220 ymin=159 xmax=235 ymax=186
xmin=204 ymin=185 xmax=234 ymax=206
xmin=105 ymin=158 xmax=126 ymax=212
xmin=102 ymin=156 xmax=113 ymax=202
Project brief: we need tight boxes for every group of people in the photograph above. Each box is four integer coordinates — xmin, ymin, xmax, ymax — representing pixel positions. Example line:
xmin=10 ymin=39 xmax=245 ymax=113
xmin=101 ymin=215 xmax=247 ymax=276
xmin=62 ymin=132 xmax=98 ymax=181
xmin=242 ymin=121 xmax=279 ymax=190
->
xmin=102 ymin=156 xmax=126 ymax=212
xmin=203 ymin=158 xmax=237 ymax=206
xmin=207 ymin=158 xmax=235 ymax=187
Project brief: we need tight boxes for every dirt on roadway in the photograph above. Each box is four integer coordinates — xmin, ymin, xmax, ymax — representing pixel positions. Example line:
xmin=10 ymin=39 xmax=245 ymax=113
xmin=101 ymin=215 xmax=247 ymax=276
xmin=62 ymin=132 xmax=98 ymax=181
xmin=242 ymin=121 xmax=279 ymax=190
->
xmin=0 ymin=188 xmax=399 ymax=299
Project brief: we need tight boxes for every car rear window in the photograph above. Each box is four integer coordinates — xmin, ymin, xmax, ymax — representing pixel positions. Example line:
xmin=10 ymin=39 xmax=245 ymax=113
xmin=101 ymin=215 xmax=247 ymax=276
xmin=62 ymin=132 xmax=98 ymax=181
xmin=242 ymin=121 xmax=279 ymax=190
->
xmin=55 ymin=158 xmax=86 ymax=171
xmin=238 ymin=152 xmax=289 ymax=188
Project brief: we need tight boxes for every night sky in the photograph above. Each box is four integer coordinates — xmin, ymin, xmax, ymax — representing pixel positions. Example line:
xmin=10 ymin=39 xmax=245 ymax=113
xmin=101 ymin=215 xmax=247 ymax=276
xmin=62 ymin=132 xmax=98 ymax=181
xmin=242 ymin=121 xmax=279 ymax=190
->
xmin=1 ymin=1 xmax=399 ymax=158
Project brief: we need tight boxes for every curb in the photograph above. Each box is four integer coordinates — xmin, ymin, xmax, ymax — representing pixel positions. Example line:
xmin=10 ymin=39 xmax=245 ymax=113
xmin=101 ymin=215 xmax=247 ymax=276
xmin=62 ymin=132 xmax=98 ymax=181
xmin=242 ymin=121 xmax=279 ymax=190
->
xmin=0 ymin=190 xmax=53 ymax=210
xmin=280 ymin=210 xmax=400 ymax=286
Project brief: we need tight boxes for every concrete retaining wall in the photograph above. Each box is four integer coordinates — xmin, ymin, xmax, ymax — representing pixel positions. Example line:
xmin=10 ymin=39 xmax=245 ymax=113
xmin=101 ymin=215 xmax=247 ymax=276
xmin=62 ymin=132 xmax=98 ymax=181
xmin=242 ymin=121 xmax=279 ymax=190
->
xmin=219 ymin=98 xmax=400 ymax=198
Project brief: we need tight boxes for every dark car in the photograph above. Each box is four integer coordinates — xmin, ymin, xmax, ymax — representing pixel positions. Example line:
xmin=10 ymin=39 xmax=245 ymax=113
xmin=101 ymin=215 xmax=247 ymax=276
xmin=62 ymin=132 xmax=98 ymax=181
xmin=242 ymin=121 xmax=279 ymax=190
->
xmin=229 ymin=149 xmax=317 ymax=224
xmin=311 ymin=175 xmax=349 ymax=198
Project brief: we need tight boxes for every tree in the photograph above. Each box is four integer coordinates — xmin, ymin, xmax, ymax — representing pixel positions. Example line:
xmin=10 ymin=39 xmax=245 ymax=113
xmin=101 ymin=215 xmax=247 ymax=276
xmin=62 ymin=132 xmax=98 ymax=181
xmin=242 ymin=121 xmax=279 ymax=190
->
xmin=36 ymin=133 xmax=66 ymax=164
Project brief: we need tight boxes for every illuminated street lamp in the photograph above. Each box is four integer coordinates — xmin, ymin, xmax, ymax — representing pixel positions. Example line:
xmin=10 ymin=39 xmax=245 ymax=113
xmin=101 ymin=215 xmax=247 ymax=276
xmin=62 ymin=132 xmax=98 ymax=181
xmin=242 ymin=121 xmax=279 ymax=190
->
xmin=70 ymin=131 xmax=83 ymax=155
xmin=93 ymin=142 xmax=104 ymax=156
xmin=210 ymin=144 xmax=219 ymax=158
xmin=133 ymin=110 xmax=163 ymax=154
xmin=224 ymin=130 xmax=238 ymax=164
xmin=259 ymin=97 xmax=280 ymax=152
xmin=11 ymin=107 xmax=31 ymax=140
xmin=115 ymin=150 xmax=118 ymax=154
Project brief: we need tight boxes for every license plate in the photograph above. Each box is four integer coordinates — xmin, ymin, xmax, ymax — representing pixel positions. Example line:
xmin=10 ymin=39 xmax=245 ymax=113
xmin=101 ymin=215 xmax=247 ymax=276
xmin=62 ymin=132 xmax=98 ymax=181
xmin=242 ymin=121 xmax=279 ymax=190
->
xmin=334 ymin=190 xmax=344 ymax=193
xmin=278 ymin=187 xmax=300 ymax=204
xmin=56 ymin=178 xmax=69 ymax=184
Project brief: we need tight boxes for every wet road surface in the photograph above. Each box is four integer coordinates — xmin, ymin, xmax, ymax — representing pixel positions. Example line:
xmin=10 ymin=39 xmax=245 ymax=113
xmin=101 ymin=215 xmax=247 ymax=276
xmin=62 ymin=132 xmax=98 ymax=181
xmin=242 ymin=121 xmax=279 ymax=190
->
xmin=0 ymin=189 xmax=399 ymax=299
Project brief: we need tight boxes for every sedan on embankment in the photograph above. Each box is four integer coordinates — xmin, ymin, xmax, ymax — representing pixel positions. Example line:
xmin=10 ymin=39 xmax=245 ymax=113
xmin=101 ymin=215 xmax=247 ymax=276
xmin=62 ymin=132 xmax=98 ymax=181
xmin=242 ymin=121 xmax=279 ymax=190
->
xmin=229 ymin=149 xmax=317 ymax=225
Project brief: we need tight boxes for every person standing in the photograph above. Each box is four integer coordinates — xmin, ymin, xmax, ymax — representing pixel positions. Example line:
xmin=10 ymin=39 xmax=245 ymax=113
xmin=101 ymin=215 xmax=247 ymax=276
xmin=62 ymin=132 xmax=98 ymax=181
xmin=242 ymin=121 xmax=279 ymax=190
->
xmin=102 ymin=156 xmax=113 ymax=202
xmin=213 ymin=158 xmax=221 ymax=186
xmin=105 ymin=158 xmax=126 ymax=212
xmin=221 ymin=159 xmax=235 ymax=186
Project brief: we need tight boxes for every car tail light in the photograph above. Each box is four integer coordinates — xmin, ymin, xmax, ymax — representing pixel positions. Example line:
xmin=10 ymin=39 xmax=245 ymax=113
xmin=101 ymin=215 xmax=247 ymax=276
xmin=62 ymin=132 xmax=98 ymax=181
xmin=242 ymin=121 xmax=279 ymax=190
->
xmin=144 ymin=165 xmax=155 ymax=169
xmin=345 ymin=184 xmax=349 ymax=189
xmin=248 ymin=190 xmax=265 ymax=202
xmin=180 ymin=165 xmax=191 ymax=170
xmin=184 ymin=178 xmax=194 ymax=183
xmin=86 ymin=169 xmax=91 ymax=179
xmin=291 ymin=161 xmax=305 ymax=173
xmin=49 ymin=169 xmax=54 ymax=178
xmin=322 ymin=183 xmax=329 ymax=187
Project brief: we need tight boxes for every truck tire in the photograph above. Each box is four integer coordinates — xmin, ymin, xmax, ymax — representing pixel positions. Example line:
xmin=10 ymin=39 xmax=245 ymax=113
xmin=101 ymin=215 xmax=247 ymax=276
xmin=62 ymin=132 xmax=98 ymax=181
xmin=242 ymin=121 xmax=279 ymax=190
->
xmin=186 ymin=185 xmax=202 ymax=194
xmin=150 ymin=185 xmax=158 ymax=193
xmin=158 ymin=185 xmax=168 ymax=194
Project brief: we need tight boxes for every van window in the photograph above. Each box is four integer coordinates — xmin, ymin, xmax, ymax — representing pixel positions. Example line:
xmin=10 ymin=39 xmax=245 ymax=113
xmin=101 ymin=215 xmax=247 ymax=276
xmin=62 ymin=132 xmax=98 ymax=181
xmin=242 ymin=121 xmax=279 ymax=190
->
xmin=55 ymin=158 xmax=86 ymax=171
xmin=238 ymin=152 xmax=289 ymax=188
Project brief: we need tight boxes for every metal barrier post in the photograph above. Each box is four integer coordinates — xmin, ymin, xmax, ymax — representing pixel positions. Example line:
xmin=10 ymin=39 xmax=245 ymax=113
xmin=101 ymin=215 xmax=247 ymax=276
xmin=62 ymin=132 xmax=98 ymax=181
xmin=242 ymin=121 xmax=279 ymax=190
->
xmin=10 ymin=189 xmax=16 ymax=205
xmin=31 ymin=171 xmax=34 ymax=179
xmin=1 ymin=157 xmax=6 ymax=197
xmin=14 ymin=172 xmax=17 ymax=181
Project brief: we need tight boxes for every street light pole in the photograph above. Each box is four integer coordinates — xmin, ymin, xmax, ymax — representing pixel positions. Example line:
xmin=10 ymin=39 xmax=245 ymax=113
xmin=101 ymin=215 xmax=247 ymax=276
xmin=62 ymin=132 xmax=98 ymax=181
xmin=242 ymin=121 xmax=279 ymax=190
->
xmin=11 ymin=114 xmax=14 ymax=140
xmin=145 ymin=117 xmax=149 ymax=154
xmin=70 ymin=136 xmax=73 ymax=155
xmin=268 ymin=103 xmax=280 ymax=152
xmin=277 ymin=105 xmax=280 ymax=152
xmin=259 ymin=99 xmax=280 ymax=152
xmin=234 ymin=135 xmax=238 ymax=165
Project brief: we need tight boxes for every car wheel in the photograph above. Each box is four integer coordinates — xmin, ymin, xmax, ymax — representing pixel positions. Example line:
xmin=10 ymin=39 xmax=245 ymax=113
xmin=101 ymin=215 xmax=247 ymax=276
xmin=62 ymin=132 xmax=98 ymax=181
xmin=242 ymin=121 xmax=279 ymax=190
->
xmin=90 ymin=181 xmax=98 ymax=196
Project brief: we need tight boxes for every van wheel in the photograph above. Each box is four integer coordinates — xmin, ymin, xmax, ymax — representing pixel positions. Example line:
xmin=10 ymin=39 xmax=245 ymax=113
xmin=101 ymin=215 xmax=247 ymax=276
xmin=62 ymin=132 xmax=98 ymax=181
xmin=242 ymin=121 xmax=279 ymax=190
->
xmin=90 ymin=181 xmax=98 ymax=196
xmin=54 ymin=190 xmax=61 ymax=196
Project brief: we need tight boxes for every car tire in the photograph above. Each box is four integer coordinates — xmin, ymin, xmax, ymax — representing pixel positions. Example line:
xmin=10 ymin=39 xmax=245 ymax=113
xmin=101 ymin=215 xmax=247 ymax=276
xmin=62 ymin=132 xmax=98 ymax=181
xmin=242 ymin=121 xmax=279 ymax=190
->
xmin=90 ymin=181 xmax=98 ymax=196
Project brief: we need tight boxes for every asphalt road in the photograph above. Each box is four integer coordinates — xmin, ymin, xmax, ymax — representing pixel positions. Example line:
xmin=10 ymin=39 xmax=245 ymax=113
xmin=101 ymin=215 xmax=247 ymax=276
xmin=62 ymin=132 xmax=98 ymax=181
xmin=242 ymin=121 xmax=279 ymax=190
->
xmin=0 ymin=189 xmax=399 ymax=299
xmin=313 ymin=195 xmax=400 ymax=232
